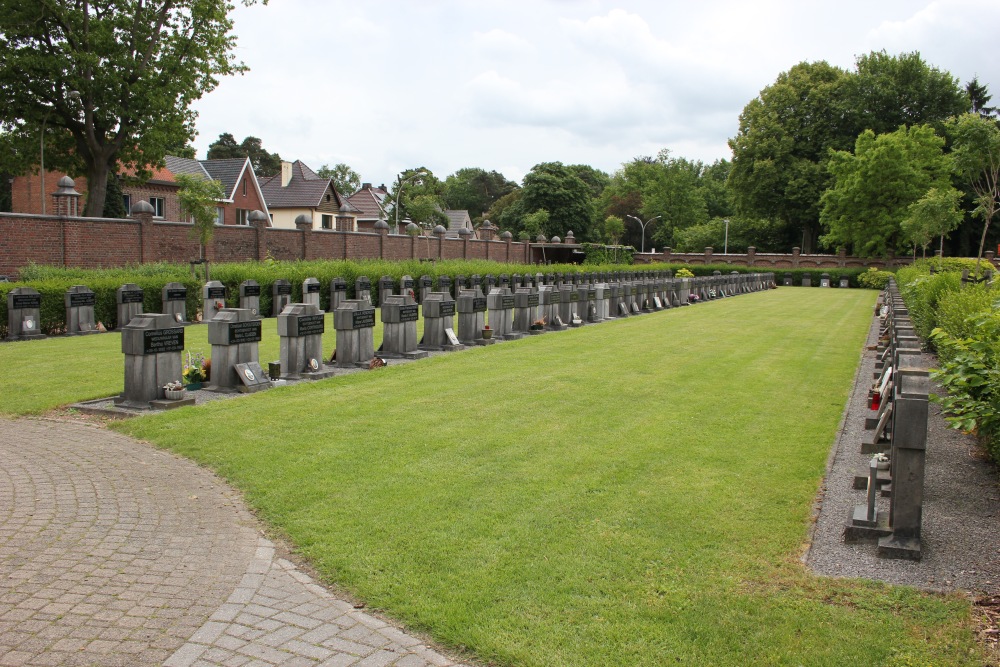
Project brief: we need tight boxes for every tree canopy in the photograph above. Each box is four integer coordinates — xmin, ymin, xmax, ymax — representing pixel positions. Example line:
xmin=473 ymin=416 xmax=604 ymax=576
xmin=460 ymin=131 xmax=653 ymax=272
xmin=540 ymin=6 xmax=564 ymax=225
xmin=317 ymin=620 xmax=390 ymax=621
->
xmin=442 ymin=168 xmax=518 ymax=224
xmin=317 ymin=162 xmax=360 ymax=197
xmin=520 ymin=162 xmax=595 ymax=240
xmin=947 ymin=113 xmax=1000 ymax=269
xmin=207 ymin=133 xmax=281 ymax=177
xmin=0 ymin=0 xmax=257 ymax=216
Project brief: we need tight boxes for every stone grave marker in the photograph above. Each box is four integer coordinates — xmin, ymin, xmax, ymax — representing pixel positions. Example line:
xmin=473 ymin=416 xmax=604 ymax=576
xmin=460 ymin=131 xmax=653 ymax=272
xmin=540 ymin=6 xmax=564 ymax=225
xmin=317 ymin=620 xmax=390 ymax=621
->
xmin=355 ymin=276 xmax=373 ymax=305
xmin=278 ymin=302 xmax=335 ymax=379
xmin=7 ymin=287 xmax=45 ymax=340
xmin=207 ymin=308 xmax=262 ymax=392
xmin=513 ymin=287 xmax=540 ymax=334
xmin=379 ymin=293 xmax=428 ymax=359
xmin=438 ymin=274 xmax=452 ymax=298
xmin=333 ymin=299 xmax=377 ymax=368
xmin=161 ymin=282 xmax=189 ymax=325
xmin=302 ymin=277 xmax=321 ymax=308
xmin=419 ymin=292 xmax=463 ymax=351
xmin=202 ymin=281 xmax=226 ymax=322
xmin=329 ymin=277 xmax=348 ymax=312
xmin=820 ymin=273 xmax=831 ymax=288
xmin=456 ymin=288 xmax=490 ymax=345
xmin=65 ymin=285 xmax=97 ymax=336
xmin=537 ymin=285 xmax=566 ymax=330
xmin=471 ymin=274 xmax=484 ymax=296
xmin=378 ymin=275 xmax=395 ymax=306
xmin=272 ymin=279 xmax=292 ymax=317
xmin=233 ymin=362 xmax=271 ymax=393
xmin=239 ymin=280 xmax=263 ymax=319
xmin=115 ymin=313 xmax=190 ymax=409
xmin=839 ymin=276 xmax=850 ymax=288
xmin=400 ymin=275 xmax=416 ymax=301
xmin=117 ymin=283 xmax=144 ymax=328
xmin=419 ymin=275 xmax=434 ymax=302
xmin=801 ymin=275 xmax=812 ymax=287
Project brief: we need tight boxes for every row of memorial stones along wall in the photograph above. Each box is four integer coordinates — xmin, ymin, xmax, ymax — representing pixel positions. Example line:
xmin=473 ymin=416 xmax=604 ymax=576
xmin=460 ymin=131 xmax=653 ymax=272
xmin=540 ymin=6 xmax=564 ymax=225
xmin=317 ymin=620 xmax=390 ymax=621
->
xmin=4 ymin=269 xmax=789 ymax=340
xmin=634 ymin=247 xmax=1000 ymax=270
xmin=110 ymin=271 xmax=777 ymax=409
xmin=843 ymin=279 xmax=929 ymax=561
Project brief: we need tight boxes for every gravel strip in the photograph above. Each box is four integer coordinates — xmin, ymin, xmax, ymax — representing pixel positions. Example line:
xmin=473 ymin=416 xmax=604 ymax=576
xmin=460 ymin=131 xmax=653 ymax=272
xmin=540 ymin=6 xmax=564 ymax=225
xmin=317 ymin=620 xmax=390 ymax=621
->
xmin=806 ymin=314 xmax=1000 ymax=594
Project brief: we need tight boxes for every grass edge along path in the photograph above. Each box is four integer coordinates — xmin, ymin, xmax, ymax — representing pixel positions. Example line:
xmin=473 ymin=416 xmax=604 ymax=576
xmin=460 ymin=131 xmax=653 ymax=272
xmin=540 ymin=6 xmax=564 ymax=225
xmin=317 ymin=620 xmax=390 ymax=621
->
xmin=113 ymin=290 xmax=980 ymax=666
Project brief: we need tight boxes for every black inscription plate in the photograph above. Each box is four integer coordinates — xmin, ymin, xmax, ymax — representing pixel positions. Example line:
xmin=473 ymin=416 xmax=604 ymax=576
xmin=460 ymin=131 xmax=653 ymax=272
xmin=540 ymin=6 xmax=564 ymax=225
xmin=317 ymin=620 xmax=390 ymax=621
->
xmin=275 ymin=283 xmax=292 ymax=295
xmin=550 ymin=292 xmax=561 ymax=304
xmin=296 ymin=314 xmax=325 ymax=336
xmin=12 ymin=294 xmax=41 ymax=309
xmin=439 ymin=301 xmax=455 ymax=317
xmin=207 ymin=287 xmax=226 ymax=299
xmin=420 ymin=277 xmax=432 ymax=287
xmin=228 ymin=320 xmax=262 ymax=345
xmin=501 ymin=295 xmax=515 ymax=309
xmin=306 ymin=282 xmax=320 ymax=293
xmin=69 ymin=292 xmax=96 ymax=307
xmin=399 ymin=304 xmax=419 ymax=323
xmin=143 ymin=328 xmax=184 ymax=354
xmin=473 ymin=298 xmax=487 ymax=312
xmin=588 ymin=290 xmax=596 ymax=300
xmin=401 ymin=278 xmax=414 ymax=289
xmin=120 ymin=290 xmax=143 ymax=304
xmin=528 ymin=294 xmax=539 ymax=307
xmin=165 ymin=288 xmax=187 ymax=301
xmin=569 ymin=291 xmax=579 ymax=302
xmin=352 ymin=309 xmax=376 ymax=329
xmin=357 ymin=278 xmax=371 ymax=290
xmin=242 ymin=285 xmax=261 ymax=297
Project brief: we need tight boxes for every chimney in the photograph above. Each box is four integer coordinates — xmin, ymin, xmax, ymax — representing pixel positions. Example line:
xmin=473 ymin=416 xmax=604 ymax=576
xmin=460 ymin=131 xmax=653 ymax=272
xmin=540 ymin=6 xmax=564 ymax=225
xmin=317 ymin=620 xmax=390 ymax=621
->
xmin=280 ymin=161 xmax=292 ymax=187
xmin=361 ymin=182 xmax=372 ymax=190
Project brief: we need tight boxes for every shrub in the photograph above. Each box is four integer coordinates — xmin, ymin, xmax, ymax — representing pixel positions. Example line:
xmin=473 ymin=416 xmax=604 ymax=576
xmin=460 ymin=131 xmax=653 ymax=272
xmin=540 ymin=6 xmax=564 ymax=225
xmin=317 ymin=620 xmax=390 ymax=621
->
xmin=857 ymin=267 xmax=895 ymax=290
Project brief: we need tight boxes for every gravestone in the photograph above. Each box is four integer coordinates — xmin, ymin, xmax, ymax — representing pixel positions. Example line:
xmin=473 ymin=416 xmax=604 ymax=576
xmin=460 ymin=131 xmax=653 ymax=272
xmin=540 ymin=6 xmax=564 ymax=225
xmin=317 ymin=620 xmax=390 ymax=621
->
xmin=272 ymin=280 xmax=292 ymax=317
xmin=239 ymin=280 xmax=262 ymax=319
xmin=419 ymin=275 xmax=434 ymax=302
xmin=161 ymin=282 xmax=189 ymax=325
xmin=471 ymin=274 xmax=484 ymax=297
xmin=820 ymin=273 xmax=831 ymax=288
xmin=537 ymin=285 xmax=566 ymax=330
xmin=484 ymin=274 xmax=496 ymax=294
xmin=438 ymin=274 xmax=452 ymax=298
xmin=594 ymin=282 xmax=609 ymax=320
xmin=278 ymin=302 xmax=335 ymax=379
xmin=513 ymin=287 xmax=540 ymax=334
xmin=457 ymin=288 xmax=490 ymax=345
xmin=329 ymin=277 xmax=348 ymax=312
xmin=378 ymin=275 xmax=395 ymax=306
xmin=380 ymin=293 xmax=428 ymax=359
xmin=801 ymin=275 xmax=812 ymax=287
xmin=302 ymin=277 xmax=321 ymax=309
xmin=577 ymin=282 xmax=598 ymax=322
xmin=65 ymin=285 xmax=98 ymax=335
xmin=839 ymin=276 xmax=850 ymax=288
xmin=558 ymin=281 xmax=581 ymax=326
xmin=355 ymin=276 xmax=373 ymax=305
xmin=608 ymin=281 xmax=623 ymax=318
xmin=512 ymin=273 xmax=522 ymax=289
xmin=455 ymin=275 xmax=468 ymax=293
xmin=117 ymin=283 xmax=144 ymax=329
xmin=419 ymin=292 xmax=463 ymax=351
xmin=202 ymin=281 xmax=226 ymax=322
xmin=400 ymin=275 xmax=416 ymax=301
xmin=207 ymin=308 xmax=262 ymax=392
xmin=333 ymin=299 xmax=377 ymax=368
xmin=783 ymin=273 xmax=793 ymax=287
xmin=7 ymin=287 xmax=45 ymax=340
xmin=678 ymin=278 xmax=691 ymax=306
xmin=115 ymin=313 xmax=189 ymax=409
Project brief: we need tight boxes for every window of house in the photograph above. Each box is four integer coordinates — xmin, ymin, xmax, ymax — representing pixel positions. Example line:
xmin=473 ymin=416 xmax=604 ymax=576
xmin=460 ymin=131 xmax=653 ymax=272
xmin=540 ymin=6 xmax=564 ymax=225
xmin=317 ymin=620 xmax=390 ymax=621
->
xmin=149 ymin=197 xmax=165 ymax=218
xmin=122 ymin=194 xmax=131 ymax=213
xmin=321 ymin=214 xmax=333 ymax=229
xmin=242 ymin=179 xmax=247 ymax=197
xmin=216 ymin=207 xmax=225 ymax=226
xmin=236 ymin=209 xmax=249 ymax=226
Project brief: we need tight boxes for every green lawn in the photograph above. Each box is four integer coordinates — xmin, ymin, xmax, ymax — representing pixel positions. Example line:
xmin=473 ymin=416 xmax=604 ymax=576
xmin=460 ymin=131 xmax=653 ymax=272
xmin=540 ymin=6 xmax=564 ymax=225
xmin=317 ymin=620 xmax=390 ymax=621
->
xmin=87 ymin=289 xmax=982 ymax=666
xmin=0 ymin=290 xmax=978 ymax=664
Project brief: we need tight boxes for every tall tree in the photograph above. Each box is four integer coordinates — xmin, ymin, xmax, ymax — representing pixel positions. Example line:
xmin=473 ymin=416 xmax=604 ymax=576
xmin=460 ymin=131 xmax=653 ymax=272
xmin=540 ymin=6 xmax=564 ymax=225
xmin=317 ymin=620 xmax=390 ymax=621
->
xmin=948 ymin=113 xmax=1000 ymax=271
xmin=901 ymin=187 xmax=964 ymax=257
xmin=820 ymin=124 xmax=952 ymax=257
xmin=728 ymin=61 xmax=853 ymax=252
xmin=206 ymin=134 xmax=281 ymax=177
xmin=384 ymin=167 xmax=446 ymax=229
xmin=443 ymin=167 xmax=518 ymax=223
xmin=176 ymin=173 xmax=225 ymax=280
xmin=520 ymin=162 xmax=595 ymax=240
xmin=966 ymin=76 xmax=997 ymax=119
xmin=317 ymin=163 xmax=360 ymax=196
xmin=0 ymin=1 xmax=258 ymax=217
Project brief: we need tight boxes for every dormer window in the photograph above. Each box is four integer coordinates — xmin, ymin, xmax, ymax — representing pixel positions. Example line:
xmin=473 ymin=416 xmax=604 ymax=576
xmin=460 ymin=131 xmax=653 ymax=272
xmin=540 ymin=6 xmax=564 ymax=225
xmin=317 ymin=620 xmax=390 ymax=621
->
xmin=242 ymin=179 xmax=247 ymax=196
xmin=326 ymin=194 xmax=331 ymax=202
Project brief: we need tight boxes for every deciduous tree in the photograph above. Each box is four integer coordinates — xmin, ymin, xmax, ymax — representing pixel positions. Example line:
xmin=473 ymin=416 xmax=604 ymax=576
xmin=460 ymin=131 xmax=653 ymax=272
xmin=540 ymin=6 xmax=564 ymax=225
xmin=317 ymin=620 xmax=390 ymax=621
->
xmin=317 ymin=162 xmax=360 ymax=196
xmin=0 ymin=0 xmax=260 ymax=216
xmin=443 ymin=168 xmax=518 ymax=224
xmin=176 ymin=173 xmax=225 ymax=280
xmin=520 ymin=162 xmax=594 ymax=240
xmin=207 ymin=134 xmax=281 ymax=177
xmin=948 ymin=113 xmax=1000 ymax=271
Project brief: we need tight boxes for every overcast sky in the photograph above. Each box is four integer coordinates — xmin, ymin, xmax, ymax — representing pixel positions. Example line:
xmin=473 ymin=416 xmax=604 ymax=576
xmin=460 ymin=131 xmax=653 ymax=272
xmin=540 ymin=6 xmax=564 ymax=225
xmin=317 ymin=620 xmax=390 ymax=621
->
xmin=190 ymin=0 xmax=1000 ymax=188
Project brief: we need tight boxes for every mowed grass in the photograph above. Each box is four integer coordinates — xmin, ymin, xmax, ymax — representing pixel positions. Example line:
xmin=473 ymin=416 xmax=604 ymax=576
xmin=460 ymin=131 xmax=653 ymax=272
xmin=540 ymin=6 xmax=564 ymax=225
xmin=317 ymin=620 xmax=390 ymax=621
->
xmin=105 ymin=289 xmax=981 ymax=666
xmin=0 ymin=314 xmax=404 ymax=416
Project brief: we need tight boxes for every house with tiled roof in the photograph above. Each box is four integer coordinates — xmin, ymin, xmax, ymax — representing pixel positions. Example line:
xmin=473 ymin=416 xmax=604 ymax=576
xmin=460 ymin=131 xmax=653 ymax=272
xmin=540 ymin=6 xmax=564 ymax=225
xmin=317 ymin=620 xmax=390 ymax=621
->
xmin=160 ymin=156 xmax=269 ymax=225
xmin=444 ymin=210 xmax=473 ymax=238
xmin=345 ymin=183 xmax=389 ymax=231
xmin=259 ymin=161 xmax=358 ymax=230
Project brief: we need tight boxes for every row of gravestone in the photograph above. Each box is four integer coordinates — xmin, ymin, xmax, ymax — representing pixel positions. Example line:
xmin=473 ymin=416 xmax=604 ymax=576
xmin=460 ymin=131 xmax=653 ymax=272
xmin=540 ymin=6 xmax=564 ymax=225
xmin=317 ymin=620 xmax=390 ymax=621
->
xmin=4 ymin=270 xmax=777 ymax=341
xmin=112 ymin=272 xmax=778 ymax=409
xmin=843 ymin=279 xmax=929 ymax=560
xmin=780 ymin=273 xmax=850 ymax=288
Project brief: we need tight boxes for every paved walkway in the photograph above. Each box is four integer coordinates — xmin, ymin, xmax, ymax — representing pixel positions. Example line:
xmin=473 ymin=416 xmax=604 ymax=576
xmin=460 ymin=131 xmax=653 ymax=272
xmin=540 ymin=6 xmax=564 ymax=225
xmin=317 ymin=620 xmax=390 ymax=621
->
xmin=0 ymin=418 xmax=470 ymax=667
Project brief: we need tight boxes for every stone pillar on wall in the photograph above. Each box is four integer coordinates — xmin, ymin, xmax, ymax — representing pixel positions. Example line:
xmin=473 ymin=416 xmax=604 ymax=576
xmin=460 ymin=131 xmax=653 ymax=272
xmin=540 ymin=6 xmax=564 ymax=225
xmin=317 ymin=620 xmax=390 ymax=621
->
xmin=501 ymin=230 xmax=512 ymax=262
xmin=295 ymin=213 xmax=312 ymax=261
xmin=837 ymin=247 xmax=847 ymax=268
xmin=52 ymin=176 xmax=82 ymax=217
xmin=458 ymin=227 xmax=472 ymax=259
xmin=434 ymin=224 xmax=447 ymax=259
xmin=565 ymin=230 xmax=575 ymax=246
xmin=747 ymin=246 xmax=756 ymax=266
xmin=662 ymin=247 xmax=672 ymax=262
xmin=792 ymin=247 xmax=801 ymax=268
xmin=131 ymin=200 xmax=156 ymax=264
xmin=374 ymin=219 xmax=389 ymax=259
xmin=249 ymin=210 xmax=268 ymax=261
xmin=479 ymin=220 xmax=496 ymax=241
xmin=704 ymin=247 xmax=713 ymax=263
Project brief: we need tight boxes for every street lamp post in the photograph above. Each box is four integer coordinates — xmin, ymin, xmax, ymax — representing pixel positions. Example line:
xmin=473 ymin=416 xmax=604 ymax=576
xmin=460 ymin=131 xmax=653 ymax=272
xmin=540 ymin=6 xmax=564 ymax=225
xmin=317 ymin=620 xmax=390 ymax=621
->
xmin=39 ymin=90 xmax=80 ymax=216
xmin=724 ymin=218 xmax=730 ymax=255
xmin=394 ymin=170 xmax=428 ymax=234
xmin=625 ymin=214 xmax=661 ymax=255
